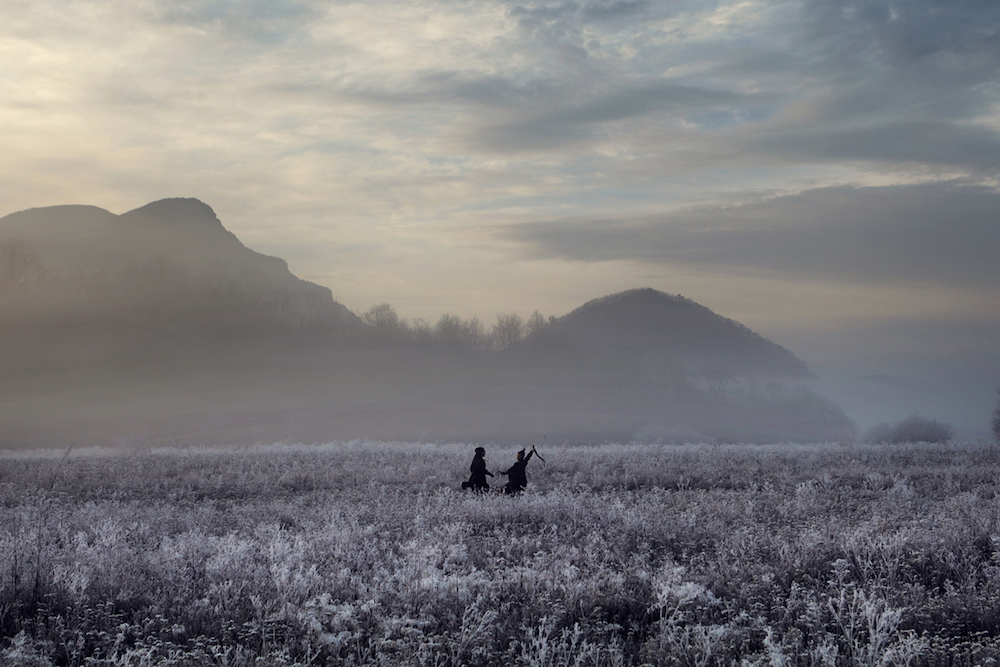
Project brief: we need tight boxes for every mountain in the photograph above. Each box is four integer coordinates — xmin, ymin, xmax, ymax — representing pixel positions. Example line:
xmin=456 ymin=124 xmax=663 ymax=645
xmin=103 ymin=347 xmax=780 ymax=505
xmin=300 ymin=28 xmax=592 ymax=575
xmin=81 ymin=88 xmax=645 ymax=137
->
xmin=553 ymin=288 xmax=811 ymax=379
xmin=0 ymin=198 xmax=361 ymax=332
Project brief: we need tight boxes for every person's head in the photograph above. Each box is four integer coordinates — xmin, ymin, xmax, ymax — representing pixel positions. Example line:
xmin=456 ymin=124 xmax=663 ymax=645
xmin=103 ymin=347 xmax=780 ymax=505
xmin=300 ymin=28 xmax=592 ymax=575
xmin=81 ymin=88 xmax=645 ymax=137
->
xmin=475 ymin=447 xmax=485 ymax=456
xmin=516 ymin=448 xmax=525 ymax=461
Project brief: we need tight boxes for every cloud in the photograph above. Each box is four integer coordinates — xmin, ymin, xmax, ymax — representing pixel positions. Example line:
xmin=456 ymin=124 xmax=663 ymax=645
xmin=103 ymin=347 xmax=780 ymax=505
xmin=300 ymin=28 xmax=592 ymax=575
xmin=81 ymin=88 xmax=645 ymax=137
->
xmin=582 ymin=1 xmax=651 ymax=22
xmin=500 ymin=181 xmax=1000 ymax=292
xmin=471 ymin=82 xmax=764 ymax=152
xmin=802 ymin=0 xmax=1000 ymax=82
xmin=154 ymin=0 xmax=317 ymax=44
xmin=747 ymin=121 xmax=1000 ymax=175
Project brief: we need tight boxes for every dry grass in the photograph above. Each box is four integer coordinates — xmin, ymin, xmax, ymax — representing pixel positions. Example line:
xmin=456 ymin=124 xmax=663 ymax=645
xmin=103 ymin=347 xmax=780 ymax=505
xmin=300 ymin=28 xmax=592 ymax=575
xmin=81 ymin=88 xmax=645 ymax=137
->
xmin=2 ymin=439 xmax=1000 ymax=665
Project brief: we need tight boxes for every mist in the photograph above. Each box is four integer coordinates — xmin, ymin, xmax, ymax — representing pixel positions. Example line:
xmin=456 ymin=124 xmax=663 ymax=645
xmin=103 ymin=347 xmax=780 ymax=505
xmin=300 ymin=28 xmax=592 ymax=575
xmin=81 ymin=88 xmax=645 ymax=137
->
xmin=783 ymin=319 xmax=1000 ymax=438
xmin=0 ymin=199 xmax=866 ymax=448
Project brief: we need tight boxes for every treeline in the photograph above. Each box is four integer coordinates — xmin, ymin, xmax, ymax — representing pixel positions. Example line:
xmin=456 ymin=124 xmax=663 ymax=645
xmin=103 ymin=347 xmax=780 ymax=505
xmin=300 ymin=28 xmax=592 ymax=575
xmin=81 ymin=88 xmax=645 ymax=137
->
xmin=1 ymin=239 xmax=564 ymax=350
xmin=355 ymin=303 xmax=561 ymax=351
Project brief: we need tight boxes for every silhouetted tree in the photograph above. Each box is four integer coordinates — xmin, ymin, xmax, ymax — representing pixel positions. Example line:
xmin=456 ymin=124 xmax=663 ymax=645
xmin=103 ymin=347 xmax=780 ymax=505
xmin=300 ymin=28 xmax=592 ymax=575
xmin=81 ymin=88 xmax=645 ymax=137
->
xmin=525 ymin=310 xmax=547 ymax=340
xmin=992 ymin=387 xmax=1000 ymax=442
xmin=491 ymin=312 xmax=523 ymax=351
xmin=866 ymin=415 xmax=953 ymax=444
xmin=410 ymin=317 xmax=434 ymax=344
xmin=432 ymin=314 xmax=486 ymax=347
xmin=435 ymin=313 xmax=464 ymax=346
xmin=362 ymin=303 xmax=402 ymax=329
xmin=360 ymin=303 xmax=411 ymax=344
xmin=462 ymin=316 xmax=487 ymax=349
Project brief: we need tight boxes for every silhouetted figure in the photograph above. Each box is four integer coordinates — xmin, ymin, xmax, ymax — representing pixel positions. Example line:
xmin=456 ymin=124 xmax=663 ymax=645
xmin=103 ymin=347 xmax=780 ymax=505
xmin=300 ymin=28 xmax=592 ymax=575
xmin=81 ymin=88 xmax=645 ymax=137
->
xmin=461 ymin=446 xmax=493 ymax=492
xmin=501 ymin=446 xmax=536 ymax=495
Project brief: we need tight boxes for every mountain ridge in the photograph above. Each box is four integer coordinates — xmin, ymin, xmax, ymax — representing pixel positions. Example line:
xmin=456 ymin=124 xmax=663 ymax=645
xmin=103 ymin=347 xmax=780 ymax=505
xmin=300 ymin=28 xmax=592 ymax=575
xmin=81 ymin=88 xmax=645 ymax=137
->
xmin=0 ymin=198 xmax=361 ymax=331
xmin=122 ymin=198 xmax=227 ymax=227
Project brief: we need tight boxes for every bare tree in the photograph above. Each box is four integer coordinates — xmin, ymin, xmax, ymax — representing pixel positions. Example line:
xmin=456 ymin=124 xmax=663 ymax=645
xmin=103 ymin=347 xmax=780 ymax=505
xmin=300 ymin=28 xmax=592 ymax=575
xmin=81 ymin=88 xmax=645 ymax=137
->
xmin=360 ymin=302 xmax=411 ymax=344
xmin=524 ymin=310 xmax=545 ymax=337
xmin=491 ymin=312 xmax=523 ymax=351
xmin=865 ymin=415 xmax=954 ymax=444
xmin=435 ymin=313 xmax=464 ymax=346
xmin=0 ymin=240 xmax=46 ymax=293
xmin=993 ymin=387 xmax=1000 ymax=442
xmin=433 ymin=314 xmax=487 ymax=347
xmin=362 ymin=303 xmax=402 ymax=329
xmin=410 ymin=317 xmax=434 ymax=344
xmin=463 ymin=316 xmax=487 ymax=349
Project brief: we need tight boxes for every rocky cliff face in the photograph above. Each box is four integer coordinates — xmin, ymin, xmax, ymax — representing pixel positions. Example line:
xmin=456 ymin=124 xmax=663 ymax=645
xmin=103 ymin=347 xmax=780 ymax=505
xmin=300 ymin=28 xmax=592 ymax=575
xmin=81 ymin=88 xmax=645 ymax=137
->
xmin=0 ymin=198 xmax=361 ymax=331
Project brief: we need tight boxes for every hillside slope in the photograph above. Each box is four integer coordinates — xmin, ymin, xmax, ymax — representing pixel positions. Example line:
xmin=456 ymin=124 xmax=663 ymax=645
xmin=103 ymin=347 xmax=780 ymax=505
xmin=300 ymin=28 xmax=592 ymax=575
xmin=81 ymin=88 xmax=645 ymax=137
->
xmin=0 ymin=198 xmax=361 ymax=333
xmin=555 ymin=288 xmax=811 ymax=379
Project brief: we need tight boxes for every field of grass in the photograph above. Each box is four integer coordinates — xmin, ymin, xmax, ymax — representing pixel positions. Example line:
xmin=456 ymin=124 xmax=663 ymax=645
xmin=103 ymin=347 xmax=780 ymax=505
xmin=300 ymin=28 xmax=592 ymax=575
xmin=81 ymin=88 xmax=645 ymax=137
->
xmin=3 ymin=440 xmax=1000 ymax=666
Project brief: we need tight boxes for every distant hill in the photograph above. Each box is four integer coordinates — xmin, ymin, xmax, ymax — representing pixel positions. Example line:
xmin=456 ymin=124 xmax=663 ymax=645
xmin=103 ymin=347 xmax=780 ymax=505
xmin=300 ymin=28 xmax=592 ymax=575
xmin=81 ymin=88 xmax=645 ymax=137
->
xmin=0 ymin=198 xmax=361 ymax=333
xmin=554 ymin=288 xmax=811 ymax=379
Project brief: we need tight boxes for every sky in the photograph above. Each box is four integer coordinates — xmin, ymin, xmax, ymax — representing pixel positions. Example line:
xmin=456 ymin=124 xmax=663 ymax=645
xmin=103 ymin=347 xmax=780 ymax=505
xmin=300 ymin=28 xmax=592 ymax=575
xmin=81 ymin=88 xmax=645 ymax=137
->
xmin=1 ymin=0 xmax=998 ymax=434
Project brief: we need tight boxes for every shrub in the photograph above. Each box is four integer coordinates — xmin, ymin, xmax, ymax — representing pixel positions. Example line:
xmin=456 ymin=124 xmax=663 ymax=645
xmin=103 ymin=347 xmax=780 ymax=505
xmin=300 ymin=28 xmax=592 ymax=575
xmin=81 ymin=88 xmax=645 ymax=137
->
xmin=867 ymin=415 xmax=954 ymax=444
xmin=992 ymin=387 xmax=1000 ymax=442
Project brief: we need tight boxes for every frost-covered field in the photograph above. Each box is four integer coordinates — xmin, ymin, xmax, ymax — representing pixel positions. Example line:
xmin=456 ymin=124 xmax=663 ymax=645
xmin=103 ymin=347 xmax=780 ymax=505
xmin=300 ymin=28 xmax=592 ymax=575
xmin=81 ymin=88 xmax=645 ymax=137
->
xmin=3 ymin=440 xmax=1000 ymax=666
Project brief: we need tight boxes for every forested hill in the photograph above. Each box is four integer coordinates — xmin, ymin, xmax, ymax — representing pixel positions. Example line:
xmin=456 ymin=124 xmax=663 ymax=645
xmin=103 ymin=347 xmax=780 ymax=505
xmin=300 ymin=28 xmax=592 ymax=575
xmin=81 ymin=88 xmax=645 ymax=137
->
xmin=555 ymin=288 xmax=812 ymax=379
xmin=0 ymin=198 xmax=362 ymax=336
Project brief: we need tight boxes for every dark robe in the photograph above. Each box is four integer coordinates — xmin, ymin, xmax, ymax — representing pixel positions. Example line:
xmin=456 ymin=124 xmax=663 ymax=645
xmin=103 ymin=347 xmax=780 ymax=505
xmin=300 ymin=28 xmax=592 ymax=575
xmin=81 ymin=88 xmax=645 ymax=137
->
xmin=502 ymin=449 xmax=534 ymax=494
xmin=462 ymin=452 xmax=492 ymax=491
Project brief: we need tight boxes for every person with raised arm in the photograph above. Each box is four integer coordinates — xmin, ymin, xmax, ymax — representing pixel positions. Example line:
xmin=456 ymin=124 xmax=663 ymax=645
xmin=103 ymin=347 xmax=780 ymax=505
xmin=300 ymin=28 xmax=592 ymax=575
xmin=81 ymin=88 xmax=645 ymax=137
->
xmin=501 ymin=445 xmax=540 ymax=495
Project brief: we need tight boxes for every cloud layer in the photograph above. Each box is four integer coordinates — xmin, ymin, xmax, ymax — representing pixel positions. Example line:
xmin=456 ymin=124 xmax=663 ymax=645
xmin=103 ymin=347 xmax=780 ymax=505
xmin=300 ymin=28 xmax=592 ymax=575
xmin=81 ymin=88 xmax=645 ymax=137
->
xmin=503 ymin=181 xmax=1000 ymax=292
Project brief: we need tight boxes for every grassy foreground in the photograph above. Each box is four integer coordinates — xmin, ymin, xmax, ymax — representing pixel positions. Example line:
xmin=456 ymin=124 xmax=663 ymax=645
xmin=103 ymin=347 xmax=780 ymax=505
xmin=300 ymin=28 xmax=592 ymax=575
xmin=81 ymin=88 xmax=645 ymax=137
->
xmin=2 ymin=440 xmax=1000 ymax=666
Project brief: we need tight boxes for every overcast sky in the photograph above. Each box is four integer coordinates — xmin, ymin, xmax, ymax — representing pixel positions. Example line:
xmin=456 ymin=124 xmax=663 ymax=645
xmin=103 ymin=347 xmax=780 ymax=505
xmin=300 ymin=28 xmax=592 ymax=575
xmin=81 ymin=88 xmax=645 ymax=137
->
xmin=2 ymin=0 xmax=998 ymax=432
